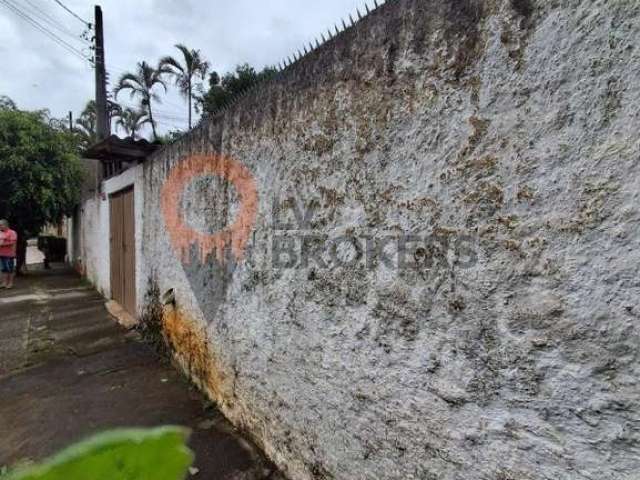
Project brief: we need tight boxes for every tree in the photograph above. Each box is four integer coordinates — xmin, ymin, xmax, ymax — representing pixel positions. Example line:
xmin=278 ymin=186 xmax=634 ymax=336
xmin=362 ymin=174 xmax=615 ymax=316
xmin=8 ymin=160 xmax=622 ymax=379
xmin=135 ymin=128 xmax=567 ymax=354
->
xmin=0 ymin=107 xmax=84 ymax=272
xmin=160 ymin=44 xmax=209 ymax=129
xmin=114 ymin=108 xmax=150 ymax=139
xmin=114 ymin=62 xmax=168 ymax=141
xmin=197 ymin=64 xmax=277 ymax=116
xmin=157 ymin=129 xmax=184 ymax=145
xmin=0 ymin=95 xmax=16 ymax=110
xmin=75 ymin=100 xmax=122 ymax=148
xmin=75 ymin=101 xmax=97 ymax=148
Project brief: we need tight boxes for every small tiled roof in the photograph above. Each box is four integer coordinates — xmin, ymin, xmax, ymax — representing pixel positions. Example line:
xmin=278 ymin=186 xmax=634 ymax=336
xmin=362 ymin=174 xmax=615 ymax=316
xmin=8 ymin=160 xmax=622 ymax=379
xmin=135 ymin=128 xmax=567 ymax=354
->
xmin=83 ymin=135 xmax=159 ymax=162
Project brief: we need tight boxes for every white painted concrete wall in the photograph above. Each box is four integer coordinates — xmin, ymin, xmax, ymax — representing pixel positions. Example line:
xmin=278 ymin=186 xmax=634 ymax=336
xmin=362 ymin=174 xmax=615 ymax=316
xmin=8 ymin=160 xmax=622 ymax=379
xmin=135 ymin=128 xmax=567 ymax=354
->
xmin=72 ymin=163 xmax=145 ymax=314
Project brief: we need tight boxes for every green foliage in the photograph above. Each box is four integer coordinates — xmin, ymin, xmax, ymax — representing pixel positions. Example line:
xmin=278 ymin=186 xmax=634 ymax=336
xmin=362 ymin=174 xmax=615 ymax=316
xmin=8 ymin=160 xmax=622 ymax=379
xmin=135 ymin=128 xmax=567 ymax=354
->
xmin=75 ymin=100 xmax=123 ymax=148
xmin=0 ymin=108 xmax=84 ymax=236
xmin=197 ymin=63 xmax=277 ymax=115
xmin=107 ymin=48 xmax=277 ymax=132
xmin=160 ymin=45 xmax=209 ymax=129
xmin=157 ymin=129 xmax=184 ymax=145
xmin=74 ymin=101 xmax=97 ymax=149
xmin=4 ymin=427 xmax=194 ymax=480
xmin=115 ymin=108 xmax=151 ymax=140
xmin=114 ymin=61 xmax=169 ymax=141
xmin=0 ymin=96 xmax=16 ymax=111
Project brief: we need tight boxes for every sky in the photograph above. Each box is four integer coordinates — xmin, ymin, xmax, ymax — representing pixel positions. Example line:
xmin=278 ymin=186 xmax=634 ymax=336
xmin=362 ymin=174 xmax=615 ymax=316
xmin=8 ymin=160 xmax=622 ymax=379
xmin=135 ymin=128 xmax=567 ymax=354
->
xmin=0 ymin=0 xmax=368 ymax=134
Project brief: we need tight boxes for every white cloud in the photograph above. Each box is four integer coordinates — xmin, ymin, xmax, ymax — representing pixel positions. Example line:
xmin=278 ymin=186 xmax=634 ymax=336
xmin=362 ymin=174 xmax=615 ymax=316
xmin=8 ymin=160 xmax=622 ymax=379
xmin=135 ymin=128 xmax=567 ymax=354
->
xmin=0 ymin=0 xmax=368 ymax=135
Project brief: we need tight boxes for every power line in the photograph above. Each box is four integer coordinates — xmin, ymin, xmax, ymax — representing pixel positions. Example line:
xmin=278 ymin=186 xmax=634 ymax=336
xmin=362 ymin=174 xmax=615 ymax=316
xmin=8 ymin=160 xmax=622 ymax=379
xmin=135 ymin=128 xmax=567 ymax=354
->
xmin=103 ymin=66 xmax=194 ymax=121
xmin=131 ymin=110 xmax=188 ymax=124
xmin=107 ymin=72 xmax=195 ymax=111
xmin=111 ymin=86 xmax=189 ymax=116
xmin=50 ymin=0 xmax=90 ymax=26
xmin=103 ymin=60 xmax=204 ymax=114
xmin=116 ymin=97 xmax=187 ymax=117
xmin=0 ymin=0 xmax=92 ymax=64
xmin=155 ymin=116 xmax=188 ymax=124
xmin=156 ymin=97 xmax=186 ymax=110
xmin=103 ymin=64 xmax=201 ymax=110
xmin=154 ymin=120 xmax=187 ymax=130
xmin=23 ymin=0 xmax=89 ymax=44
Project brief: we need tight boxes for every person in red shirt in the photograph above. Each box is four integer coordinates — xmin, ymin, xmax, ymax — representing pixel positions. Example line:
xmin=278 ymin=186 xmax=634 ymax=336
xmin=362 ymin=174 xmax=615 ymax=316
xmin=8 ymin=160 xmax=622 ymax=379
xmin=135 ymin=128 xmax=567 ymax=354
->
xmin=0 ymin=219 xmax=18 ymax=289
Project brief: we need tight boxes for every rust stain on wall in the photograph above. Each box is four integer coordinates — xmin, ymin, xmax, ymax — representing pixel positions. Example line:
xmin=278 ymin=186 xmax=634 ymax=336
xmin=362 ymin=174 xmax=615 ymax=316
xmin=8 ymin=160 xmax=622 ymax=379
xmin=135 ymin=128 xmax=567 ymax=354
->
xmin=162 ymin=306 xmax=232 ymax=406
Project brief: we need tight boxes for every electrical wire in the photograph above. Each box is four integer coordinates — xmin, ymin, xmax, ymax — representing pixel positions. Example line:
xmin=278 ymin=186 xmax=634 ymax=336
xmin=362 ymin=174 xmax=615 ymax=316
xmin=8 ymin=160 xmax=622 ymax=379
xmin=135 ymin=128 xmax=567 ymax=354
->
xmin=104 ymin=63 xmax=202 ymax=111
xmin=50 ymin=0 xmax=90 ymax=26
xmin=0 ymin=0 xmax=92 ymax=64
xmin=110 ymin=81 xmax=191 ymax=117
xmin=23 ymin=0 xmax=89 ymax=43
xmin=107 ymin=69 xmax=195 ymax=112
xmin=3 ymin=0 xmax=198 ymax=132
xmin=116 ymin=97 xmax=188 ymax=118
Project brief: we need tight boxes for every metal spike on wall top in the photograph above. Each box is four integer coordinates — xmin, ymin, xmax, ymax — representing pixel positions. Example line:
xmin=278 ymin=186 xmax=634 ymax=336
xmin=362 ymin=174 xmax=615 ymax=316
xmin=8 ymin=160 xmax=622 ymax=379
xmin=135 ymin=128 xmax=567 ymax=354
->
xmin=195 ymin=0 xmax=393 ymax=130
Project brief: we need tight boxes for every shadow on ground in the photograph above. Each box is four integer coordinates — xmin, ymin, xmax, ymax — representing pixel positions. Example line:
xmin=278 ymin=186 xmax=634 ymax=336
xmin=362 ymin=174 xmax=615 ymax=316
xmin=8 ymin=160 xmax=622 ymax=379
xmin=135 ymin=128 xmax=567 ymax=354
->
xmin=0 ymin=266 xmax=282 ymax=479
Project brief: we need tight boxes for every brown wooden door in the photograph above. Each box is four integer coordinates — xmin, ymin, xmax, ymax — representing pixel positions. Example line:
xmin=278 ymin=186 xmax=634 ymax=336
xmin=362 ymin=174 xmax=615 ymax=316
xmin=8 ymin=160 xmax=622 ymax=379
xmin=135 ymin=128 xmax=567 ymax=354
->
xmin=110 ymin=187 xmax=136 ymax=315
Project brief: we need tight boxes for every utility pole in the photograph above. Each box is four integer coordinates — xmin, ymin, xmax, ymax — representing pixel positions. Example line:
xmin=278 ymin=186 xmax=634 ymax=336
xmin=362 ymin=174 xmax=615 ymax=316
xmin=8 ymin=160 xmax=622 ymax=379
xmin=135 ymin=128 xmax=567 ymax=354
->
xmin=94 ymin=5 xmax=109 ymax=141
xmin=68 ymin=111 xmax=73 ymax=131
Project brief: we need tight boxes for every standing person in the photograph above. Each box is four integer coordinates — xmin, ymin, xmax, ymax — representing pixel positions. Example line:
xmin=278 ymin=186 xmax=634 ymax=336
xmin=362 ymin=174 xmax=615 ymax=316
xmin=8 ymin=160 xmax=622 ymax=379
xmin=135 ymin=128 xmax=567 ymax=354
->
xmin=0 ymin=219 xmax=17 ymax=289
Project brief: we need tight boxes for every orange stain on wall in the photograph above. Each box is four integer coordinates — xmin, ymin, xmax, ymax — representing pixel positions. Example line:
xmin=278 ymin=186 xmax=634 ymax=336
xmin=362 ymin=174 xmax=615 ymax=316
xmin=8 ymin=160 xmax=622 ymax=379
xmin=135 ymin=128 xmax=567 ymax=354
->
xmin=162 ymin=307 xmax=230 ymax=405
xmin=161 ymin=154 xmax=258 ymax=264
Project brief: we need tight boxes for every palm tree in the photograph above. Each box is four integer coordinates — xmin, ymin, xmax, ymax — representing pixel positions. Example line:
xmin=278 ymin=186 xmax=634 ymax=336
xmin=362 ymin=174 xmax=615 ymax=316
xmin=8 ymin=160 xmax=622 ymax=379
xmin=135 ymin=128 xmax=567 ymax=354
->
xmin=74 ymin=100 xmax=123 ymax=147
xmin=160 ymin=44 xmax=209 ymax=129
xmin=114 ymin=61 xmax=168 ymax=141
xmin=75 ymin=101 xmax=97 ymax=148
xmin=114 ymin=108 xmax=150 ymax=140
xmin=107 ymin=100 xmax=122 ymax=128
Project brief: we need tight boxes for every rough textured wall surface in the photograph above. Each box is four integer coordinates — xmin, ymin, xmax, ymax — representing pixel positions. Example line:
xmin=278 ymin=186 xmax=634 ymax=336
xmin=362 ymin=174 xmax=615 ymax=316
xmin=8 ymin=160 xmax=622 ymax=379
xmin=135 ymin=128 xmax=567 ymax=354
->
xmin=141 ymin=1 xmax=640 ymax=479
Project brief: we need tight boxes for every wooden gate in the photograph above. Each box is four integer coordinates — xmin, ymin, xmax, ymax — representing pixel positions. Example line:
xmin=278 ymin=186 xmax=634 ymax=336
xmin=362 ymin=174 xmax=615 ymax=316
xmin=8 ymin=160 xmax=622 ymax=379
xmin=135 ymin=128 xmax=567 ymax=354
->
xmin=109 ymin=187 xmax=136 ymax=315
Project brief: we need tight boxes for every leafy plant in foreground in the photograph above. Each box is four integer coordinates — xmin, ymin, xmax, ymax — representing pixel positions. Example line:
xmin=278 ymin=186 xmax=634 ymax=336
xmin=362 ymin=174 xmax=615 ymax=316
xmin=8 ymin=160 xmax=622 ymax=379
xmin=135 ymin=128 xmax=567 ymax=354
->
xmin=3 ymin=427 xmax=194 ymax=480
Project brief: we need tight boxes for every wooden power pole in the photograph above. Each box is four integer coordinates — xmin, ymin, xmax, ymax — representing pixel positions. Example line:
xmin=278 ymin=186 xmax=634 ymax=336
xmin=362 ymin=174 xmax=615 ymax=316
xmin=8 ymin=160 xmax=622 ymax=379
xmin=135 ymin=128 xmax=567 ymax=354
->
xmin=94 ymin=5 xmax=109 ymax=141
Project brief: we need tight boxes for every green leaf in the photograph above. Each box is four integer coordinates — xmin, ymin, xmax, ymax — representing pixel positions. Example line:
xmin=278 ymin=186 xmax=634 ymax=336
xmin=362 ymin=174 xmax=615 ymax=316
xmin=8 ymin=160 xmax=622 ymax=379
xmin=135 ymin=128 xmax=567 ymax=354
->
xmin=6 ymin=427 xmax=194 ymax=480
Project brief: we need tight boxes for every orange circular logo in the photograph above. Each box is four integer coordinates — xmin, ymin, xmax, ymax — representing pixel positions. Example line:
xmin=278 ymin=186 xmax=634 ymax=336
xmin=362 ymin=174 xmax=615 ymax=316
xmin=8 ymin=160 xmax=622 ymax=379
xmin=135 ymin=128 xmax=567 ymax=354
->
xmin=161 ymin=154 xmax=258 ymax=264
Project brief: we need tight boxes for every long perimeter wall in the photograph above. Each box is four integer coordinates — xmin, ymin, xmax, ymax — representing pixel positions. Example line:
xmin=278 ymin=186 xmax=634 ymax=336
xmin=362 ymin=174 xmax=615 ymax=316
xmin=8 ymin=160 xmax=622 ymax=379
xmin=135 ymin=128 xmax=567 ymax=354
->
xmin=139 ymin=1 xmax=640 ymax=478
